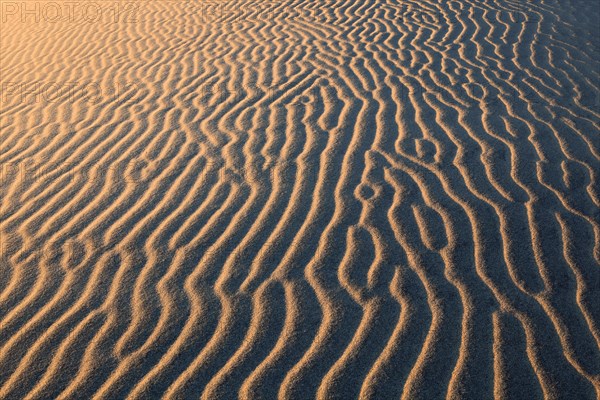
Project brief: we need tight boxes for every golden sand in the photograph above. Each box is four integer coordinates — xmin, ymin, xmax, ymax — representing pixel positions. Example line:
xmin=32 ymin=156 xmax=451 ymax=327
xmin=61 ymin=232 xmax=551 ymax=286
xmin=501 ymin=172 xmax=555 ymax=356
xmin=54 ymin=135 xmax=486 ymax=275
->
xmin=0 ymin=0 xmax=599 ymax=398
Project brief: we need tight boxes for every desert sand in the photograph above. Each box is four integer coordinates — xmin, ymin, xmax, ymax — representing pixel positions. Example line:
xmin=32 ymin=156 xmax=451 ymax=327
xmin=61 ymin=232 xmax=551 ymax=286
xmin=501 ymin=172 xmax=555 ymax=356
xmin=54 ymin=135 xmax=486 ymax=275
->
xmin=0 ymin=0 xmax=599 ymax=398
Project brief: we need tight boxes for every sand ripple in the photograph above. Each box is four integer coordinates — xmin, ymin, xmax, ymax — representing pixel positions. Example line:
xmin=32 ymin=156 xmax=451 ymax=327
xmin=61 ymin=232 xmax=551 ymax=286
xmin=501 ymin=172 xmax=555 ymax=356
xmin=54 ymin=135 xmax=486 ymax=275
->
xmin=1 ymin=0 xmax=598 ymax=398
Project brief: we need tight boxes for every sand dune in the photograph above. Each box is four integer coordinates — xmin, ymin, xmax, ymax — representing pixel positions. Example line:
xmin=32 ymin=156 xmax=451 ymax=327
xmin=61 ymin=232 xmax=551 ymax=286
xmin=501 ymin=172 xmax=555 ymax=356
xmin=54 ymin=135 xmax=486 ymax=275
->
xmin=1 ymin=0 xmax=599 ymax=398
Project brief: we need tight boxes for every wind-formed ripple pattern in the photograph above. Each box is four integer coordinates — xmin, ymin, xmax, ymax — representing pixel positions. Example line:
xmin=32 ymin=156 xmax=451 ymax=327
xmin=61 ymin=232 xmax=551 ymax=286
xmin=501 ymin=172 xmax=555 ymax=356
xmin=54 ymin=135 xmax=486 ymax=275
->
xmin=0 ymin=0 xmax=598 ymax=398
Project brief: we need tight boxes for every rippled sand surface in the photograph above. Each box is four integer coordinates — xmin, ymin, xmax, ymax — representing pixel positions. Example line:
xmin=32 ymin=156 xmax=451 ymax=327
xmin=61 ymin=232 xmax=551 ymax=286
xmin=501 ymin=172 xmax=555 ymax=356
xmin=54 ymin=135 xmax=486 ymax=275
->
xmin=1 ymin=1 xmax=599 ymax=398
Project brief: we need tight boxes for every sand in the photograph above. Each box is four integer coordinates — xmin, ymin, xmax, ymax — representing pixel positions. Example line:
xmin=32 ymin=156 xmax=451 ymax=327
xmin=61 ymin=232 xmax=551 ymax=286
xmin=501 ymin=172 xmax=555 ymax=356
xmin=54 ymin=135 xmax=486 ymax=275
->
xmin=0 ymin=0 xmax=599 ymax=398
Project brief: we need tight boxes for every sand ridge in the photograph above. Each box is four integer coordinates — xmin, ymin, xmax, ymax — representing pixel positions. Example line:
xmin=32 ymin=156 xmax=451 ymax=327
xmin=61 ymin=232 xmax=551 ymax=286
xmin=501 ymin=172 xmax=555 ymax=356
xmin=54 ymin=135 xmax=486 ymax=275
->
xmin=0 ymin=0 xmax=599 ymax=398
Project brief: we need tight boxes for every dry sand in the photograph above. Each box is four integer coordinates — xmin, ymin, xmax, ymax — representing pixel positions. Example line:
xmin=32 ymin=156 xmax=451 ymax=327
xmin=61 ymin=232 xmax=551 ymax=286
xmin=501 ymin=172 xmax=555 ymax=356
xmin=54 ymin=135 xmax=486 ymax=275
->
xmin=0 ymin=0 xmax=599 ymax=399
